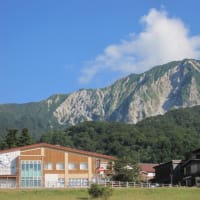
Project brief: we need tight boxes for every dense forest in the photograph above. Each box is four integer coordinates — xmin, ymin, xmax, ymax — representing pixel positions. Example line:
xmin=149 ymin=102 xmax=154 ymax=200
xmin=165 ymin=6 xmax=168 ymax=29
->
xmin=1 ymin=106 xmax=200 ymax=163
xmin=40 ymin=106 xmax=200 ymax=163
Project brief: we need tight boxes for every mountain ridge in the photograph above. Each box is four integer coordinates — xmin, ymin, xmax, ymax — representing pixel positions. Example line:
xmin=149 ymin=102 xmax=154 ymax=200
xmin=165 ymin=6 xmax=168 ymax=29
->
xmin=0 ymin=58 xmax=200 ymax=138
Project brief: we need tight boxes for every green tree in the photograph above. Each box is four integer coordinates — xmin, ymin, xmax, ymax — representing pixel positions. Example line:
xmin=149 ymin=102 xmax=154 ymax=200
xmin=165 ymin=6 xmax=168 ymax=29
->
xmin=18 ymin=128 xmax=32 ymax=146
xmin=0 ymin=136 xmax=8 ymax=150
xmin=5 ymin=128 xmax=18 ymax=148
xmin=40 ymin=131 xmax=73 ymax=147
xmin=112 ymin=156 xmax=139 ymax=182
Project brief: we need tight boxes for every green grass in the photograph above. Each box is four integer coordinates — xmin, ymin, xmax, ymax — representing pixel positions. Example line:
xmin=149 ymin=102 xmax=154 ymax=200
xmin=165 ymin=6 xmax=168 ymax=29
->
xmin=0 ymin=188 xmax=199 ymax=200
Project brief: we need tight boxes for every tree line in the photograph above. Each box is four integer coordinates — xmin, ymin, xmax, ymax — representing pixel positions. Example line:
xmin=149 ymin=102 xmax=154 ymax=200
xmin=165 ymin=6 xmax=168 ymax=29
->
xmin=40 ymin=106 xmax=200 ymax=163
xmin=1 ymin=106 xmax=200 ymax=164
xmin=0 ymin=128 xmax=33 ymax=149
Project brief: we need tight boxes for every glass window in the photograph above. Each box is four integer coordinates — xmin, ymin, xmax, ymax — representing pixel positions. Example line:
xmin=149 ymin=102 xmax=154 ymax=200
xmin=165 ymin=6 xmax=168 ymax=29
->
xmin=82 ymin=178 xmax=89 ymax=186
xmin=68 ymin=178 xmax=88 ymax=187
xmin=56 ymin=163 xmax=64 ymax=170
xmin=58 ymin=178 xmax=65 ymax=187
xmin=68 ymin=163 xmax=77 ymax=170
xmin=20 ymin=160 xmax=42 ymax=188
xmin=80 ymin=163 xmax=88 ymax=170
xmin=45 ymin=163 xmax=53 ymax=170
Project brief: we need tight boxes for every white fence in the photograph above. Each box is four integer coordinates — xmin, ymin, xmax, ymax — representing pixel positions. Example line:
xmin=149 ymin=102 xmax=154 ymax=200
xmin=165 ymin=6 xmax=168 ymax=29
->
xmin=98 ymin=181 xmax=177 ymax=188
xmin=0 ymin=179 xmax=178 ymax=189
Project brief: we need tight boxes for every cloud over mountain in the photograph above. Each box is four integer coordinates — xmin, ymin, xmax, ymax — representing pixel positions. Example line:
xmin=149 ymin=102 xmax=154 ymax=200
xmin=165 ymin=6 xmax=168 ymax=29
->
xmin=79 ymin=8 xmax=200 ymax=84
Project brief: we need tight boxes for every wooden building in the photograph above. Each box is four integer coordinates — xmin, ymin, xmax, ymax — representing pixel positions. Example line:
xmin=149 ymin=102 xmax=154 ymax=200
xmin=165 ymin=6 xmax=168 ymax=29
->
xmin=0 ymin=143 xmax=114 ymax=188
xmin=154 ymin=160 xmax=183 ymax=185
xmin=181 ymin=148 xmax=200 ymax=186
xmin=138 ymin=163 xmax=157 ymax=182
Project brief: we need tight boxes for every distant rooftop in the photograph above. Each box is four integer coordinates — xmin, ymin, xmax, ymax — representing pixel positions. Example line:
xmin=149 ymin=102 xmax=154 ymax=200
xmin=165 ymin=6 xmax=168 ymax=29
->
xmin=140 ymin=163 xmax=158 ymax=173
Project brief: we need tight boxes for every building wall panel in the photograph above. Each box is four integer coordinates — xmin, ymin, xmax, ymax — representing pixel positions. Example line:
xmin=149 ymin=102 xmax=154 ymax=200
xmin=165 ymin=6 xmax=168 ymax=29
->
xmin=68 ymin=174 xmax=89 ymax=178
xmin=21 ymin=148 xmax=41 ymax=156
xmin=68 ymin=153 xmax=89 ymax=174
xmin=68 ymin=153 xmax=88 ymax=163
xmin=19 ymin=155 xmax=43 ymax=160
xmin=0 ymin=151 xmax=20 ymax=175
xmin=44 ymin=148 xmax=65 ymax=162
xmin=43 ymin=148 xmax=65 ymax=174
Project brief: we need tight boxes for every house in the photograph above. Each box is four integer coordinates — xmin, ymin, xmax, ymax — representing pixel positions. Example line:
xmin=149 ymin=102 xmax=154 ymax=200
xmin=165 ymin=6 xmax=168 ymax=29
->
xmin=138 ymin=163 xmax=157 ymax=182
xmin=191 ymin=148 xmax=200 ymax=159
xmin=154 ymin=160 xmax=183 ymax=185
xmin=154 ymin=148 xmax=200 ymax=186
xmin=181 ymin=148 xmax=200 ymax=186
xmin=181 ymin=159 xmax=200 ymax=186
xmin=0 ymin=143 xmax=115 ymax=188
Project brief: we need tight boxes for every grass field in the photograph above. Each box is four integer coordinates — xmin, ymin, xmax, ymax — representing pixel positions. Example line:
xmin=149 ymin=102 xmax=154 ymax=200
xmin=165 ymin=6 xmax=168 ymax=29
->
xmin=0 ymin=188 xmax=199 ymax=200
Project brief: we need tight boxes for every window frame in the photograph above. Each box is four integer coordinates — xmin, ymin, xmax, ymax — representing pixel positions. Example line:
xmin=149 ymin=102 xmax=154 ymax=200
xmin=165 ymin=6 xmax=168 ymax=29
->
xmin=45 ymin=162 xmax=53 ymax=170
xmin=68 ymin=163 xmax=77 ymax=170
xmin=80 ymin=163 xmax=88 ymax=170
xmin=56 ymin=162 xmax=64 ymax=170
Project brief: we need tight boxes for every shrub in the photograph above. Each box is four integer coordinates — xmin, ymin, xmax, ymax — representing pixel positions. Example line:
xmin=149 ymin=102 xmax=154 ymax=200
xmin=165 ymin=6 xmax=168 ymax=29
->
xmin=88 ymin=184 xmax=113 ymax=200
xmin=101 ymin=186 xmax=113 ymax=200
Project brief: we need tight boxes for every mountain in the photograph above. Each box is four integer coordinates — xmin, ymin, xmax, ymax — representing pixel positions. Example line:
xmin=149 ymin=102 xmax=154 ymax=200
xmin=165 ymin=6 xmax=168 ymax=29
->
xmin=53 ymin=59 xmax=200 ymax=124
xmin=0 ymin=58 xmax=200 ymax=138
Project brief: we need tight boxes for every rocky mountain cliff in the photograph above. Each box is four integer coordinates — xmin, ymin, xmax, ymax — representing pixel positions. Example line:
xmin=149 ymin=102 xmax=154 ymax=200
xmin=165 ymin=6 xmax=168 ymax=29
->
xmin=53 ymin=58 xmax=200 ymax=124
xmin=0 ymin=59 xmax=200 ymax=137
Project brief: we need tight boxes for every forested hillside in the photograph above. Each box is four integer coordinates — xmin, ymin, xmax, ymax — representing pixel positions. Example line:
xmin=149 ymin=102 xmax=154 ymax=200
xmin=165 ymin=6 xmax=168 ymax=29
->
xmin=1 ymin=105 xmax=200 ymax=163
xmin=1 ymin=59 xmax=200 ymax=139
xmin=40 ymin=105 xmax=200 ymax=163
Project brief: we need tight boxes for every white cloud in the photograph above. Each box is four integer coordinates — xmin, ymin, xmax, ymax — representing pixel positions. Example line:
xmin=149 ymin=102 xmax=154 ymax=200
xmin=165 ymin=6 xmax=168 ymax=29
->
xmin=79 ymin=8 xmax=200 ymax=84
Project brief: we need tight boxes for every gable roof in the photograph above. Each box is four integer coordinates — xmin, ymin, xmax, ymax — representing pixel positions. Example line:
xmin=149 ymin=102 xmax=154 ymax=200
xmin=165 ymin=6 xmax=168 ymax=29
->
xmin=0 ymin=143 xmax=115 ymax=160
xmin=140 ymin=163 xmax=157 ymax=173
xmin=154 ymin=160 xmax=183 ymax=168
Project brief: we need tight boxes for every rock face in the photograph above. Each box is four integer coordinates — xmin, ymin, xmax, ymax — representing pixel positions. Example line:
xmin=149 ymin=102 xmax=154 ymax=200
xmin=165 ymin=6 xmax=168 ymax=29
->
xmin=0 ymin=59 xmax=200 ymax=137
xmin=53 ymin=89 xmax=105 ymax=125
xmin=53 ymin=59 xmax=200 ymax=124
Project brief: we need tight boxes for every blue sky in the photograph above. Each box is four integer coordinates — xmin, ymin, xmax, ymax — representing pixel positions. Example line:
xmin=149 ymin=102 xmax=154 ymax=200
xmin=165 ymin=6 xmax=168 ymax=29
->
xmin=1 ymin=0 xmax=200 ymax=103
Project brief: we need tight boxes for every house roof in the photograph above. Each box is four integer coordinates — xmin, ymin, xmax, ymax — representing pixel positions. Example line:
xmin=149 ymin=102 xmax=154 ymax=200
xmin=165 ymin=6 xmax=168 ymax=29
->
xmin=139 ymin=163 xmax=157 ymax=173
xmin=181 ymin=159 xmax=200 ymax=167
xmin=0 ymin=143 xmax=115 ymax=160
xmin=154 ymin=160 xmax=183 ymax=168
xmin=191 ymin=148 xmax=200 ymax=154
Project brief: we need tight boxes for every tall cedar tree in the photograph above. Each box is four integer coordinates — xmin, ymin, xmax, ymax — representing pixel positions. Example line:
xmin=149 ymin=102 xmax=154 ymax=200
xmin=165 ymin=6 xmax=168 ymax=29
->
xmin=5 ymin=129 xmax=18 ymax=148
xmin=18 ymin=128 xmax=32 ymax=146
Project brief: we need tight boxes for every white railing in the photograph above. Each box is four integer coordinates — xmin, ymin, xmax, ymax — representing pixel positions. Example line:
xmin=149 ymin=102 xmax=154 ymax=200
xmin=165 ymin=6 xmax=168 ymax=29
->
xmin=97 ymin=181 xmax=175 ymax=188
xmin=0 ymin=180 xmax=180 ymax=189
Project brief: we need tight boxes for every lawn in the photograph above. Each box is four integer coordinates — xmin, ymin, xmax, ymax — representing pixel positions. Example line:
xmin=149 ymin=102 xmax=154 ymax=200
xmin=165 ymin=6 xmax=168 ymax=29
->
xmin=0 ymin=188 xmax=199 ymax=200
